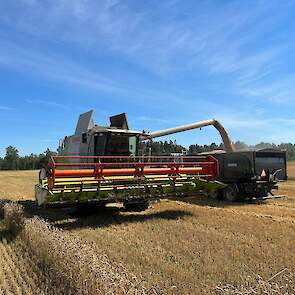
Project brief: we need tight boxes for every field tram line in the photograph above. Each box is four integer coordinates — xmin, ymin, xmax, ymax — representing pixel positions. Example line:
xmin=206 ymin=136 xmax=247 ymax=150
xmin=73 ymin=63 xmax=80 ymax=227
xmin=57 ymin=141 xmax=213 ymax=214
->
xmin=0 ymin=226 xmax=49 ymax=294
xmin=0 ymin=229 xmax=45 ymax=295
xmin=5 ymin=239 xmax=47 ymax=295
xmin=0 ymin=235 xmax=28 ymax=295
xmin=0 ymin=235 xmax=61 ymax=295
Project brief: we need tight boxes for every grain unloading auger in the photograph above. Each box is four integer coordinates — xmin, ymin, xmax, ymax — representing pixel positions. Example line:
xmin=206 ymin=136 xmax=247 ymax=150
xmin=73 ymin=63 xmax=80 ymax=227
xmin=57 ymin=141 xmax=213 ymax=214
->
xmin=147 ymin=118 xmax=235 ymax=153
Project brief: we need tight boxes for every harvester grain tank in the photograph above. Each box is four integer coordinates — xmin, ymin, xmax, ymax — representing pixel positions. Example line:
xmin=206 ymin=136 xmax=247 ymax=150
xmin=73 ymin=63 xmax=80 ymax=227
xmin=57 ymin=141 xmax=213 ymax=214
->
xmin=35 ymin=110 xmax=287 ymax=208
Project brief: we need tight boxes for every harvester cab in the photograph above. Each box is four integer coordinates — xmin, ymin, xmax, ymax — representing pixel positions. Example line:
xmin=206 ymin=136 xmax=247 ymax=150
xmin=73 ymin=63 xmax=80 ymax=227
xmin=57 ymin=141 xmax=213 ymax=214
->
xmin=58 ymin=111 xmax=141 ymax=157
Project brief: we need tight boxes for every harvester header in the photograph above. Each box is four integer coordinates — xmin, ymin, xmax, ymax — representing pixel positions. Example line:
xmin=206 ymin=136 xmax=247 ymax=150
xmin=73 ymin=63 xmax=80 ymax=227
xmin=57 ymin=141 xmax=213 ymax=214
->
xmin=37 ymin=155 xmax=219 ymax=207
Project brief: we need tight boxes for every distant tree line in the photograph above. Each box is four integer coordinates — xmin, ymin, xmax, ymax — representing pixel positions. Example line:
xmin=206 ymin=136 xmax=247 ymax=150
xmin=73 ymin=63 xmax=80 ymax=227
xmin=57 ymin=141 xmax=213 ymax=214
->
xmin=139 ymin=140 xmax=185 ymax=156
xmin=0 ymin=146 xmax=57 ymax=170
xmin=1 ymin=141 xmax=295 ymax=170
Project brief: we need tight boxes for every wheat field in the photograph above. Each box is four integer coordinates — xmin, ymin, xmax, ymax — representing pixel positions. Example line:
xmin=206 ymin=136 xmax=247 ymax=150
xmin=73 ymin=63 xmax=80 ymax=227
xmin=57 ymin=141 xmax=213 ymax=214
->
xmin=0 ymin=163 xmax=295 ymax=293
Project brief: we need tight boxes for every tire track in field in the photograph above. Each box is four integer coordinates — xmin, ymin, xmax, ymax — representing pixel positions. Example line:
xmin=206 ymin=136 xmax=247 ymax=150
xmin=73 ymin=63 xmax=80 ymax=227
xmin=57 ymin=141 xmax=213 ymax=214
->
xmin=0 ymin=223 xmax=48 ymax=295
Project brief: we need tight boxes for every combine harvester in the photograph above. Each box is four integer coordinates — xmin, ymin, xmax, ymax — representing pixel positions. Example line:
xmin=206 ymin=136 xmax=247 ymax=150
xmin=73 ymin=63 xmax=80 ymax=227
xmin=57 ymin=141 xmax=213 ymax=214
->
xmin=36 ymin=111 xmax=287 ymax=209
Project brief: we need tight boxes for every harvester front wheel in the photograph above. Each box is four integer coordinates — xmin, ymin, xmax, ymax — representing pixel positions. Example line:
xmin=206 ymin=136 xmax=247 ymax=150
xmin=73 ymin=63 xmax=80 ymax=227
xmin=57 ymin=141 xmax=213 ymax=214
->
xmin=39 ymin=168 xmax=49 ymax=184
xmin=124 ymin=200 xmax=150 ymax=212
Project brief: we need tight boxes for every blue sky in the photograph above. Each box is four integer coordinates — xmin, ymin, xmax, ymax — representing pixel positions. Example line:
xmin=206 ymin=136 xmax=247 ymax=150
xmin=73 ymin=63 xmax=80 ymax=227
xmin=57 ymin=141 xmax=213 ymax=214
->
xmin=1 ymin=0 xmax=295 ymax=156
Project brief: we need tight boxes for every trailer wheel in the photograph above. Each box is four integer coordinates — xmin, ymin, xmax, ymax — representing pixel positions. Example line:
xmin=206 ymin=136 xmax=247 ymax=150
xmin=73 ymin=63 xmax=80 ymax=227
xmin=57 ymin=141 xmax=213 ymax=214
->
xmin=208 ymin=189 xmax=222 ymax=200
xmin=223 ymin=184 xmax=241 ymax=202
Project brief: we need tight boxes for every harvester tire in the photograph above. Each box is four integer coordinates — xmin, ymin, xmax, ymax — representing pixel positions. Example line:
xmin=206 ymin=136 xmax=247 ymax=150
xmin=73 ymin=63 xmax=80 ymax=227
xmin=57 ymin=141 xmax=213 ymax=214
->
xmin=208 ymin=189 xmax=223 ymax=200
xmin=75 ymin=202 xmax=106 ymax=215
xmin=124 ymin=200 xmax=150 ymax=212
xmin=222 ymin=184 xmax=241 ymax=202
xmin=39 ymin=168 xmax=48 ymax=183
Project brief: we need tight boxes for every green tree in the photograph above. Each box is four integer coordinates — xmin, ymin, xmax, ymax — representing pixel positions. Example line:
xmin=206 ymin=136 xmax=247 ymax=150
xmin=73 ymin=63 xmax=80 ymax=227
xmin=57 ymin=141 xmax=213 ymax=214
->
xmin=4 ymin=146 xmax=19 ymax=170
xmin=38 ymin=148 xmax=57 ymax=169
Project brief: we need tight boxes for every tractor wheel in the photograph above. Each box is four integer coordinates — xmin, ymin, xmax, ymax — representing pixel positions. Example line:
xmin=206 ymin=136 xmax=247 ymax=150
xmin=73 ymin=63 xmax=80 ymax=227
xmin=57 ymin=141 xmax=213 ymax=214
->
xmin=222 ymin=184 xmax=241 ymax=202
xmin=124 ymin=200 xmax=150 ymax=212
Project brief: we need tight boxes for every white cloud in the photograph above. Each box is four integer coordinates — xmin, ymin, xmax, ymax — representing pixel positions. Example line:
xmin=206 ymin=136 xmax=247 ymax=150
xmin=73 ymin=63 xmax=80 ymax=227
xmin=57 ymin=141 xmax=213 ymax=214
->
xmin=0 ymin=0 xmax=293 ymax=106
xmin=136 ymin=116 xmax=172 ymax=124
xmin=0 ymin=106 xmax=16 ymax=111
xmin=25 ymin=99 xmax=71 ymax=110
xmin=234 ymin=75 xmax=295 ymax=104
xmin=0 ymin=41 xmax=152 ymax=99
xmin=0 ymin=40 xmax=216 ymax=109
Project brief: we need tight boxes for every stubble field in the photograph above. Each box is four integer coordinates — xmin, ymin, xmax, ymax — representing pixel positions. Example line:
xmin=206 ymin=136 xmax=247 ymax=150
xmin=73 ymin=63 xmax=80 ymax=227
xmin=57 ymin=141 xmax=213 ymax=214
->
xmin=0 ymin=163 xmax=295 ymax=294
